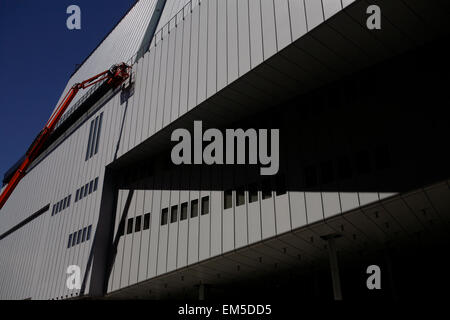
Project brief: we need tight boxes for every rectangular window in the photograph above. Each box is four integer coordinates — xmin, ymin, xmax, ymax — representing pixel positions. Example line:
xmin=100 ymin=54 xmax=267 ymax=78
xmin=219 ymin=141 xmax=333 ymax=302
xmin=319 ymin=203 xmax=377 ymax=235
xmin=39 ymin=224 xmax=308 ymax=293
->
xmin=262 ymin=179 xmax=272 ymax=199
xmin=82 ymin=227 xmax=87 ymax=242
xmin=79 ymin=186 xmax=84 ymax=200
xmin=89 ymin=181 xmax=93 ymax=194
xmin=52 ymin=205 xmax=56 ymax=216
xmin=94 ymin=113 xmax=103 ymax=155
xmin=63 ymin=197 xmax=67 ymax=210
xmin=236 ymin=189 xmax=245 ymax=206
xmin=135 ymin=215 xmax=142 ymax=232
xmin=170 ymin=206 xmax=178 ymax=223
xmin=249 ymin=183 xmax=258 ymax=203
xmin=67 ymin=234 xmax=73 ymax=248
xmin=180 ymin=202 xmax=188 ymax=220
xmin=76 ymin=230 xmax=82 ymax=244
xmin=86 ymin=225 xmax=92 ymax=241
xmin=67 ymin=195 xmax=71 ymax=207
xmin=143 ymin=213 xmax=150 ymax=230
xmin=84 ymin=184 xmax=89 ymax=197
xmin=161 ymin=208 xmax=168 ymax=225
xmin=191 ymin=199 xmax=199 ymax=218
xmin=201 ymin=196 xmax=210 ymax=215
xmin=71 ymin=232 xmax=77 ymax=247
xmin=93 ymin=177 xmax=99 ymax=191
xmin=127 ymin=218 xmax=134 ymax=234
xmin=224 ymin=190 xmax=233 ymax=209
xmin=85 ymin=119 xmax=95 ymax=161
xmin=86 ymin=113 xmax=103 ymax=161
xmin=75 ymin=189 xmax=79 ymax=202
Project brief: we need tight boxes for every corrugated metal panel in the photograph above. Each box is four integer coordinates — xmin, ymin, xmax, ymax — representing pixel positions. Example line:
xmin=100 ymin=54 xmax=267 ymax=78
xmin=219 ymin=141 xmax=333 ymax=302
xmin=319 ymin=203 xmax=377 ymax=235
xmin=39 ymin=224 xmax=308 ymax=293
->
xmin=52 ymin=0 xmax=160 ymax=118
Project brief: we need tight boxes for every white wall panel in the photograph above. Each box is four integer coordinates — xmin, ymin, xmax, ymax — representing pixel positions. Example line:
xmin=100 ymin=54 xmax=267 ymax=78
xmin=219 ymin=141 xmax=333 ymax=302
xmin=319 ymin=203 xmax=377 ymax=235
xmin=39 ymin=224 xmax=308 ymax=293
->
xmin=227 ymin=0 xmax=239 ymax=83
xmin=237 ymin=0 xmax=251 ymax=76
xmin=188 ymin=4 xmax=200 ymax=110
xmin=216 ymin=0 xmax=228 ymax=91
xmin=206 ymin=0 xmax=218 ymax=98
xmin=322 ymin=0 xmax=343 ymax=19
xmin=274 ymin=0 xmax=292 ymax=51
xmin=289 ymin=0 xmax=308 ymax=41
xmin=197 ymin=0 xmax=208 ymax=104
xmin=260 ymin=0 xmax=278 ymax=59
xmin=179 ymin=5 xmax=192 ymax=116
xmin=305 ymin=0 xmax=325 ymax=30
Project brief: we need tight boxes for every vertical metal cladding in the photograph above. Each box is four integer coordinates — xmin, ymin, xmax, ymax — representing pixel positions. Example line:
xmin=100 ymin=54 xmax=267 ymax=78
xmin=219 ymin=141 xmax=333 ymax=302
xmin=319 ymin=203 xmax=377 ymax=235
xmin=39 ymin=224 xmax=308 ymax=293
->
xmin=0 ymin=0 xmax=358 ymax=299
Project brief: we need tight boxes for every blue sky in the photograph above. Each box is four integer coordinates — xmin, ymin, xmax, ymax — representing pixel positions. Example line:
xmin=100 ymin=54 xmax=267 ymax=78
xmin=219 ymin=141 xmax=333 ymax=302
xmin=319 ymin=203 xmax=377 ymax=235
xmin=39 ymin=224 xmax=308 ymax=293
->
xmin=0 ymin=0 xmax=135 ymax=179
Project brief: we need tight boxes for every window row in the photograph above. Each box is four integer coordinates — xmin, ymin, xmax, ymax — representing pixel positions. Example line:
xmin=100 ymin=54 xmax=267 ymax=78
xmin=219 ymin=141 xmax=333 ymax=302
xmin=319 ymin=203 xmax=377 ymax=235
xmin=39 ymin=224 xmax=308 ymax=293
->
xmin=75 ymin=177 xmax=99 ymax=203
xmin=120 ymin=212 xmax=151 ymax=237
xmin=85 ymin=112 xmax=103 ymax=161
xmin=52 ymin=194 xmax=71 ymax=216
xmin=67 ymin=225 xmax=92 ymax=249
xmin=224 ymin=175 xmax=287 ymax=210
xmin=161 ymin=196 xmax=210 ymax=226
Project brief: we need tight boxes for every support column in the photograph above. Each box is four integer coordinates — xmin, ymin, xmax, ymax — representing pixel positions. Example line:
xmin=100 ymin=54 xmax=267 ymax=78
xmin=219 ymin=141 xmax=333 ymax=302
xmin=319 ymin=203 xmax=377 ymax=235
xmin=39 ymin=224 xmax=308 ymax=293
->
xmin=324 ymin=235 xmax=342 ymax=300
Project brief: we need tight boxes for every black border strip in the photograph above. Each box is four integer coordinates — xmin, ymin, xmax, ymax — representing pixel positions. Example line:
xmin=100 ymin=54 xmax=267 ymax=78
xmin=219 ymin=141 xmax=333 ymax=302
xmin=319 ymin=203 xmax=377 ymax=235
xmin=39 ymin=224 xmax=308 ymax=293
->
xmin=0 ymin=204 xmax=50 ymax=241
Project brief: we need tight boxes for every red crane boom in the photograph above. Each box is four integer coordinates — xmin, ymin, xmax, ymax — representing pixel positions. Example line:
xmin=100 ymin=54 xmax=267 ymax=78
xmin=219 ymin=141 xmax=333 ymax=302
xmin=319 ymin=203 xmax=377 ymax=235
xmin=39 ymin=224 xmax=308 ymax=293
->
xmin=0 ymin=63 xmax=131 ymax=210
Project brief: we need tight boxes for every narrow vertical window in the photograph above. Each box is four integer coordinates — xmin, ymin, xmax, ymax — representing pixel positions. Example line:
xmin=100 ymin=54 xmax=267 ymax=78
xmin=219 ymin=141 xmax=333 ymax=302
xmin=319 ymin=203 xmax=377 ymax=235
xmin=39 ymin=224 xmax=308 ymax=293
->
xmin=143 ymin=213 xmax=150 ymax=230
xmin=82 ymin=227 xmax=87 ymax=242
xmin=127 ymin=218 xmax=134 ymax=234
xmin=201 ymin=196 xmax=210 ymax=215
xmin=67 ymin=195 xmax=71 ymax=207
xmin=135 ymin=215 xmax=142 ymax=232
xmin=224 ymin=190 xmax=233 ymax=209
xmin=71 ymin=232 xmax=77 ymax=247
xmin=89 ymin=116 xmax=99 ymax=159
xmin=161 ymin=208 xmax=168 ymax=225
xmin=85 ymin=119 xmax=95 ymax=161
xmin=180 ymin=202 xmax=188 ymax=220
xmin=236 ymin=189 xmax=245 ymax=206
xmin=79 ymin=186 xmax=84 ymax=200
xmin=76 ymin=229 xmax=82 ymax=244
xmin=86 ymin=225 xmax=92 ymax=241
xmin=93 ymin=177 xmax=99 ymax=191
xmin=191 ymin=199 xmax=199 ymax=218
xmin=67 ymin=234 xmax=73 ymax=248
xmin=75 ymin=189 xmax=79 ymax=202
xmin=89 ymin=180 xmax=93 ymax=194
xmin=93 ymin=113 xmax=103 ymax=155
xmin=84 ymin=184 xmax=89 ymax=197
xmin=171 ymin=205 xmax=178 ymax=223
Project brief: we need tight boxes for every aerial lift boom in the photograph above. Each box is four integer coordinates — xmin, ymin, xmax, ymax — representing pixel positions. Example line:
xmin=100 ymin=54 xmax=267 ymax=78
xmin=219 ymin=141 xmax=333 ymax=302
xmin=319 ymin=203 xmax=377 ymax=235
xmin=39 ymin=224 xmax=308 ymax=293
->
xmin=0 ymin=63 xmax=131 ymax=210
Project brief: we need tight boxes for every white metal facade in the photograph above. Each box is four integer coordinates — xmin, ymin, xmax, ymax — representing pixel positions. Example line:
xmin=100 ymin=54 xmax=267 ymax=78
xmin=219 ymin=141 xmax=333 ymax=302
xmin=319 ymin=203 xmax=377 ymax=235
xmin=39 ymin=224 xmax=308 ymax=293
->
xmin=0 ymin=0 xmax=391 ymax=300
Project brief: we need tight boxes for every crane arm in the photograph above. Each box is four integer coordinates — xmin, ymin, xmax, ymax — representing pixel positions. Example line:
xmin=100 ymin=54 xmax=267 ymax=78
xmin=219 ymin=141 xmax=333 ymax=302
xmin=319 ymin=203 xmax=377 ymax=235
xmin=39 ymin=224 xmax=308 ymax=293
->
xmin=0 ymin=63 xmax=131 ymax=210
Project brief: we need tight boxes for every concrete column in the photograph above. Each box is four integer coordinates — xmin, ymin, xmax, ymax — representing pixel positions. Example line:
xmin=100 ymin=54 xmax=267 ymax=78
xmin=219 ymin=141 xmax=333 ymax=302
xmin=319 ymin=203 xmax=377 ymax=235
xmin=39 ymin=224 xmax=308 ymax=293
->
xmin=326 ymin=236 xmax=342 ymax=300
